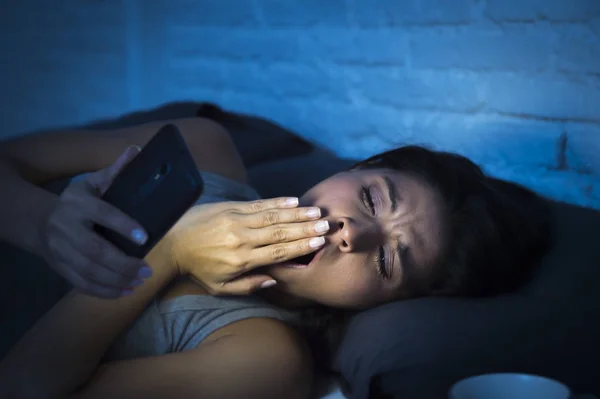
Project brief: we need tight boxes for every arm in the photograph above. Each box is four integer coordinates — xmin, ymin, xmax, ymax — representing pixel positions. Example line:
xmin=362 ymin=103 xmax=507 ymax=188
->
xmin=0 ymin=244 xmax=312 ymax=399
xmin=74 ymin=318 xmax=312 ymax=399
xmin=0 ymin=117 xmax=246 ymax=257
xmin=0 ymin=245 xmax=177 ymax=398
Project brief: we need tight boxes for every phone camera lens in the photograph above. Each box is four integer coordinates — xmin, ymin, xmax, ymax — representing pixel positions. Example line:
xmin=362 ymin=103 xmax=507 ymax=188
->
xmin=159 ymin=163 xmax=170 ymax=175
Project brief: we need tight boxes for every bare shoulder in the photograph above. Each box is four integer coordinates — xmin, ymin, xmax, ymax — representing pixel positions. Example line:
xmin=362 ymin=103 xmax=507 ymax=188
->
xmin=0 ymin=116 xmax=247 ymax=185
xmin=69 ymin=315 xmax=314 ymax=399
xmin=162 ymin=284 xmax=312 ymax=389
xmin=167 ymin=117 xmax=247 ymax=184
xmin=197 ymin=316 xmax=314 ymax=399
xmin=111 ymin=117 xmax=247 ymax=184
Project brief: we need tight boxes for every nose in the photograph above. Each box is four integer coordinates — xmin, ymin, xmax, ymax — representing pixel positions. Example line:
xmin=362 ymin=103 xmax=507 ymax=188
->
xmin=333 ymin=216 xmax=382 ymax=253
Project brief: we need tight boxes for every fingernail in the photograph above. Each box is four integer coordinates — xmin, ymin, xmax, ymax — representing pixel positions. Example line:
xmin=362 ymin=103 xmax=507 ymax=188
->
xmin=122 ymin=289 xmax=135 ymax=296
xmin=130 ymin=278 xmax=144 ymax=287
xmin=137 ymin=265 xmax=153 ymax=278
xmin=309 ymin=236 xmax=325 ymax=248
xmin=306 ymin=208 xmax=321 ymax=219
xmin=284 ymin=197 xmax=299 ymax=207
xmin=131 ymin=228 xmax=147 ymax=244
xmin=314 ymin=220 xmax=330 ymax=233
xmin=260 ymin=280 xmax=277 ymax=289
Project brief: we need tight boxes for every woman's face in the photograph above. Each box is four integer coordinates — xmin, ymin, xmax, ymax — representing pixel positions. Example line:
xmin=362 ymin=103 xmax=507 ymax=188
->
xmin=267 ymin=168 xmax=449 ymax=309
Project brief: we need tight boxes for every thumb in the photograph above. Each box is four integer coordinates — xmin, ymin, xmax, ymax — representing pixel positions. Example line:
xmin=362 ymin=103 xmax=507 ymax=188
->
xmin=87 ymin=145 xmax=141 ymax=195
xmin=218 ymin=275 xmax=277 ymax=296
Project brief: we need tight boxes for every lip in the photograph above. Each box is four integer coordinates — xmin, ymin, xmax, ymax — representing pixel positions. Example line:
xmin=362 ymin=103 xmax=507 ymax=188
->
xmin=308 ymin=246 xmax=325 ymax=266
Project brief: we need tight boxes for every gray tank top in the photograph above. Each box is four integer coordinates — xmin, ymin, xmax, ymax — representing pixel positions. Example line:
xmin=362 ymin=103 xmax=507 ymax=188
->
xmin=97 ymin=171 xmax=299 ymax=362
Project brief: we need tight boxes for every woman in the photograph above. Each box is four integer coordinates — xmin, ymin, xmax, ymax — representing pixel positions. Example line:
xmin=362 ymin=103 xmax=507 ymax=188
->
xmin=0 ymin=116 xmax=552 ymax=398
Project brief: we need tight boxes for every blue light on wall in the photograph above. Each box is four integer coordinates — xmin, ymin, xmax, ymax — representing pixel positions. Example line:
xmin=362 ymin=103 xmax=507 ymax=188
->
xmin=0 ymin=0 xmax=599 ymax=208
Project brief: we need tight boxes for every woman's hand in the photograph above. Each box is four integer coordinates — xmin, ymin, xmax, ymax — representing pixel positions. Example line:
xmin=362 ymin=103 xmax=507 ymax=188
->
xmin=42 ymin=146 xmax=152 ymax=298
xmin=165 ymin=197 xmax=329 ymax=295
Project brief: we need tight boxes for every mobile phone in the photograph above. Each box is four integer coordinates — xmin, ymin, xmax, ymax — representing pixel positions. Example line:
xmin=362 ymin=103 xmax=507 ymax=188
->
xmin=94 ymin=124 xmax=204 ymax=258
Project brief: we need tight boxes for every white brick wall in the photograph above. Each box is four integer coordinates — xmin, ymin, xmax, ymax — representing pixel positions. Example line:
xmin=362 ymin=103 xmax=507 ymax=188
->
xmin=1 ymin=0 xmax=599 ymax=208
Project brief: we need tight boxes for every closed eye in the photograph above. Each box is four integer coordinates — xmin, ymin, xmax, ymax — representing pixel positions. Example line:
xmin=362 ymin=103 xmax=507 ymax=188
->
xmin=361 ymin=186 xmax=375 ymax=215
xmin=376 ymin=246 xmax=391 ymax=280
xmin=362 ymin=186 xmax=391 ymax=280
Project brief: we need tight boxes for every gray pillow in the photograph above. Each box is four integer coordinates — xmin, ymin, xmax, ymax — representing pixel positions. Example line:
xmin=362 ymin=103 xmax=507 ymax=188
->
xmin=336 ymin=201 xmax=600 ymax=399
xmin=248 ymin=148 xmax=357 ymax=199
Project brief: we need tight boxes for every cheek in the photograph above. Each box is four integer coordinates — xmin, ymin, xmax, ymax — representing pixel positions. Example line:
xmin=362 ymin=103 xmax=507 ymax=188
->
xmin=311 ymin=261 xmax=380 ymax=308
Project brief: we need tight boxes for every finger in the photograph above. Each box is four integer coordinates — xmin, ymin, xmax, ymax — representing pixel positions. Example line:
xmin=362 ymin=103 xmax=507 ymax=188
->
xmin=86 ymin=145 xmax=141 ymax=195
xmin=231 ymin=197 xmax=301 ymax=214
xmin=242 ymin=206 xmax=322 ymax=229
xmin=57 ymin=261 xmax=123 ymax=299
xmin=68 ymin=193 xmax=148 ymax=246
xmin=250 ymin=220 xmax=330 ymax=246
xmin=54 ymin=239 xmax=143 ymax=289
xmin=216 ymin=276 xmax=277 ymax=296
xmin=247 ymin=236 xmax=326 ymax=268
xmin=67 ymin=225 xmax=148 ymax=278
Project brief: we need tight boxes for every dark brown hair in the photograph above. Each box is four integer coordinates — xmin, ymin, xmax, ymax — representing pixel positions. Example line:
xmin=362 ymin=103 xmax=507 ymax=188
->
xmin=353 ymin=145 xmax=554 ymax=297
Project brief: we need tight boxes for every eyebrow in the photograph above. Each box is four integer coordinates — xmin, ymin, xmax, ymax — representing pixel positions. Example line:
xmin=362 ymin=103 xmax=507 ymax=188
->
xmin=381 ymin=175 xmax=421 ymax=285
xmin=382 ymin=175 xmax=404 ymax=279
xmin=383 ymin=175 xmax=398 ymax=213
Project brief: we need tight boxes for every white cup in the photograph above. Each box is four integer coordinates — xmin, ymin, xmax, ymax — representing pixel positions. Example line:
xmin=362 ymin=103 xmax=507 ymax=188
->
xmin=449 ymin=373 xmax=571 ymax=399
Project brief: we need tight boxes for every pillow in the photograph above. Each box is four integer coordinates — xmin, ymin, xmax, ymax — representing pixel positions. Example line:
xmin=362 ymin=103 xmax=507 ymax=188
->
xmin=247 ymin=148 xmax=357 ymax=198
xmin=336 ymin=201 xmax=600 ymax=399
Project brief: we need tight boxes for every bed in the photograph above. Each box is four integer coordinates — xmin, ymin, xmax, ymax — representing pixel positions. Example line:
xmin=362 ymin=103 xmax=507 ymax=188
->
xmin=2 ymin=102 xmax=600 ymax=398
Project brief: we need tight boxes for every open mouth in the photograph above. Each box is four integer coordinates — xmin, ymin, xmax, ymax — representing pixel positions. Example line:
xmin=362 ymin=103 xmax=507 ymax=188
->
xmin=282 ymin=249 xmax=320 ymax=269
xmin=293 ymin=251 xmax=317 ymax=266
